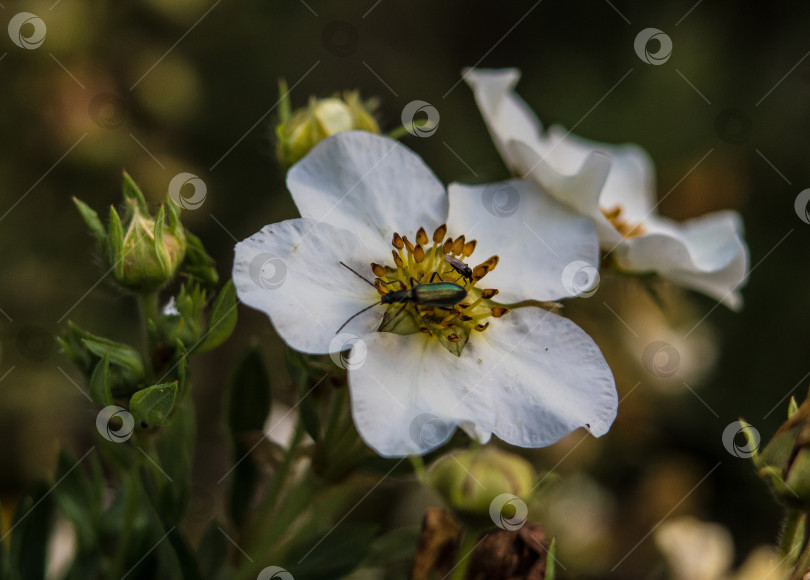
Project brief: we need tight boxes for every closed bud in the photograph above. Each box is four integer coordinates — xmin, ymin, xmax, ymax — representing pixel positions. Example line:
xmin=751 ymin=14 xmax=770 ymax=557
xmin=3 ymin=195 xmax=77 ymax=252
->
xmin=75 ymin=173 xmax=187 ymax=293
xmin=757 ymin=387 xmax=810 ymax=509
xmin=427 ymin=446 xmax=536 ymax=523
xmin=276 ymin=85 xmax=380 ymax=167
xmin=116 ymin=199 xmax=186 ymax=292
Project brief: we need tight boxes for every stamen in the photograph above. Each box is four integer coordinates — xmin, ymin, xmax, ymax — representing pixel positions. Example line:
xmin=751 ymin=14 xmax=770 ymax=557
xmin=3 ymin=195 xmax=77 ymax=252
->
xmin=451 ymin=236 xmax=465 ymax=256
xmin=433 ymin=224 xmax=447 ymax=243
xmin=392 ymin=250 xmax=404 ymax=269
xmin=472 ymin=264 xmax=489 ymax=280
xmin=402 ymin=235 xmax=415 ymax=255
xmin=602 ymin=205 xmax=646 ymax=238
xmin=355 ymin=224 xmax=510 ymax=355
xmin=491 ymin=306 xmax=509 ymax=318
xmin=414 ymin=245 xmax=426 ymax=263
xmin=416 ymin=227 xmax=429 ymax=246
xmin=463 ymin=240 xmax=477 ymax=257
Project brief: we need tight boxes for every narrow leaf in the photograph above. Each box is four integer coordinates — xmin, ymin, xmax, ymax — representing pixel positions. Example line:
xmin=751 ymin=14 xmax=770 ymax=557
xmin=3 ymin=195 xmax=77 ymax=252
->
xmin=226 ymin=347 xmax=271 ymax=526
xmin=130 ymin=382 xmax=178 ymax=428
xmin=72 ymin=197 xmax=107 ymax=244
xmin=196 ymin=280 xmax=237 ymax=353
xmin=82 ymin=337 xmax=144 ymax=379
xmin=88 ymin=350 xmax=113 ymax=406
xmin=228 ymin=347 xmax=271 ymax=432
xmin=108 ymin=205 xmax=125 ymax=279
xmin=122 ymin=170 xmax=148 ymax=212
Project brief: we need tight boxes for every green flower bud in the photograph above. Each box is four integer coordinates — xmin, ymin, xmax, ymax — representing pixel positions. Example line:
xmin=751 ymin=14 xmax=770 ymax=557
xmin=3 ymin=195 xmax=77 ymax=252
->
xmin=427 ymin=446 xmax=536 ymax=525
xmin=756 ymin=389 xmax=810 ymax=509
xmin=74 ymin=172 xmax=187 ymax=293
xmin=276 ymin=82 xmax=380 ymax=167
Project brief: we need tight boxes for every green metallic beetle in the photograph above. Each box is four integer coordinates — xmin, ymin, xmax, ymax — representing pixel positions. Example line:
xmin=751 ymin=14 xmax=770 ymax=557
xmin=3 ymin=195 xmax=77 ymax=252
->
xmin=336 ymin=262 xmax=467 ymax=334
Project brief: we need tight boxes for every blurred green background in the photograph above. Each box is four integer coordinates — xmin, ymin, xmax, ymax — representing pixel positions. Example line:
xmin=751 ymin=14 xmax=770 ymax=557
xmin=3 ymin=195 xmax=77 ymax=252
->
xmin=2 ymin=0 xmax=810 ymax=577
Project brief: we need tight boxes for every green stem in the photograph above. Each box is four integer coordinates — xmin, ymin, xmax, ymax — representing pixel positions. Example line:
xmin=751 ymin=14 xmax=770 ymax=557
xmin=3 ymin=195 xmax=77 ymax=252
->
xmin=248 ymin=420 xmax=306 ymax=537
xmin=450 ymin=528 xmax=479 ymax=580
xmin=136 ymin=292 xmax=158 ymax=379
xmin=230 ymin=424 xmax=310 ymax=580
xmin=321 ymin=388 xmax=348 ymax=445
xmin=781 ymin=509 xmax=806 ymax=566
xmin=111 ymin=471 xmax=141 ymax=577
xmin=793 ymin=532 xmax=810 ymax=580
xmin=409 ymin=455 xmax=427 ymax=484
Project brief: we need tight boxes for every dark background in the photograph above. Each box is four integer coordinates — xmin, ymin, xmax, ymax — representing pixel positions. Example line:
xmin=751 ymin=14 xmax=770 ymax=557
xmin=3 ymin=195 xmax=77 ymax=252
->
xmin=1 ymin=1 xmax=809 ymax=577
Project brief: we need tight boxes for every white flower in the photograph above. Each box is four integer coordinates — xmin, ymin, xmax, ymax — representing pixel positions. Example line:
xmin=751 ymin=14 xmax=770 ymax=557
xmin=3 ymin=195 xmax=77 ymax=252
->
xmin=233 ymin=131 xmax=617 ymax=457
xmin=464 ymin=68 xmax=750 ymax=310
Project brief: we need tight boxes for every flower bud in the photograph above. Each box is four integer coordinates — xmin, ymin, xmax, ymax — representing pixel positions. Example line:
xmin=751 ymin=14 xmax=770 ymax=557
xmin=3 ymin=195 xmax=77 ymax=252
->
xmin=74 ymin=172 xmax=187 ymax=293
xmin=427 ymin=446 xmax=536 ymax=521
xmin=756 ymin=388 xmax=810 ymax=509
xmin=276 ymin=86 xmax=380 ymax=167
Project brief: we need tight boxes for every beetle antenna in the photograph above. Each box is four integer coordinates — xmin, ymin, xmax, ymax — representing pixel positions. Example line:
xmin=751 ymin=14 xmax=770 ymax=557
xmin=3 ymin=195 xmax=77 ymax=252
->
xmin=339 ymin=261 xmax=376 ymax=287
xmin=336 ymin=302 xmax=380 ymax=334
xmin=378 ymin=302 xmax=408 ymax=333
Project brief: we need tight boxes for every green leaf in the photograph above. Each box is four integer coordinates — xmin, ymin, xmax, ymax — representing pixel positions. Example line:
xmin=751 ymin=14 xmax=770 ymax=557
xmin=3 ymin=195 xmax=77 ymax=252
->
xmin=286 ymin=349 xmax=321 ymax=443
xmin=72 ymin=197 xmax=107 ymax=244
xmin=122 ymin=170 xmax=149 ymax=212
xmin=167 ymin=527 xmax=204 ymax=580
xmin=197 ymin=521 xmax=229 ymax=580
xmin=789 ymin=396 xmax=799 ymax=419
xmin=108 ymin=205 xmax=125 ymax=279
xmin=58 ymin=333 xmax=91 ymax=375
xmin=288 ymin=523 xmax=377 ymax=580
xmin=9 ymin=482 xmax=55 ymax=580
xmin=175 ymin=340 xmax=190 ymax=402
xmin=155 ymin=399 xmax=196 ymax=524
xmin=166 ymin=197 xmax=182 ymax=231
xmin=82 ymin=336 xmax=145 ymax=379
xmin=361 ymin=525 xmax=420 ymax=567
xmin=181 ymin=232 xmax=219 ymax=289
xmin=546 ymin=538 xmax=557 ymax=580
xmin=226 ymin=348 xmax=271 ymax=528
xmin=88 ymin=350 xmax=113 ymax=406
xmin=196 ymin=280 xmax=237 ymax=353
xmin=278 ymin=78 xmax=292 ymax=123
xmin=53 ymin=447 xmax=98 ymax=549
xmin=153 ymin=204 xmax=168 ymax=275
xmin=228 ymin=347 xmax=271 ymax=432
xmin=130 ymin=382 xmax=178 ymax=428
xmin=228 ymin=456 xmax=259 ymax=529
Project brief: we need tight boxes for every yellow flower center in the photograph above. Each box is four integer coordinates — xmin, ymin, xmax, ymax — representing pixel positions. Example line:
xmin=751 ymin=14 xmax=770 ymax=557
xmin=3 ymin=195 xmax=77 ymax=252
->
xmin=369 ymin=224 xmax=508 ymax=356
xmin=602 ymin=205 xmax=646 ymax=238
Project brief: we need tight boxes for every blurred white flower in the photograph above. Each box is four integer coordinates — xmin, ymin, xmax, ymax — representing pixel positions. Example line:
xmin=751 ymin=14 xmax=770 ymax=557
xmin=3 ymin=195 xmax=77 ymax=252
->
xmin=233 ymin=131 xmax=617 ymax=457
xmin=655 ymin=516 xmax=788 ymax=580
xmin=465 ymin=68 xmax=749 ymax=310
xmin=655 ymin=517 xmax=734 ymax=580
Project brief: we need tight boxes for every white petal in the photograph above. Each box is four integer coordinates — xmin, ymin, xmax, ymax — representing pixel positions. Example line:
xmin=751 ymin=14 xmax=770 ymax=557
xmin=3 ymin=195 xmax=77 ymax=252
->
xmin=465 ymin=67 xmax=656 ymax=244
xmin=463 ymin=68 xmax=547 ymax=170
xmin=507 ymin=141 xmax=620 ymax=245
xmin=233 ymin=218 xmax=382 ymax=354
xmin=615 ymin=211 xmax=749 ymax=309
xmin=348 ymin=306 xmax=616 ymax=457
xmin=446 ymin=179 xmax=600 ymax=301
xmin=544 ymin=125 xmax=657 ymax=222
xmin=481 ymin=307 xmax=617 ymax=445
xmin=348 ymin=331 xmax=494 ymax=457
xmin=286 ymin=131 xmax=448 ymax=262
